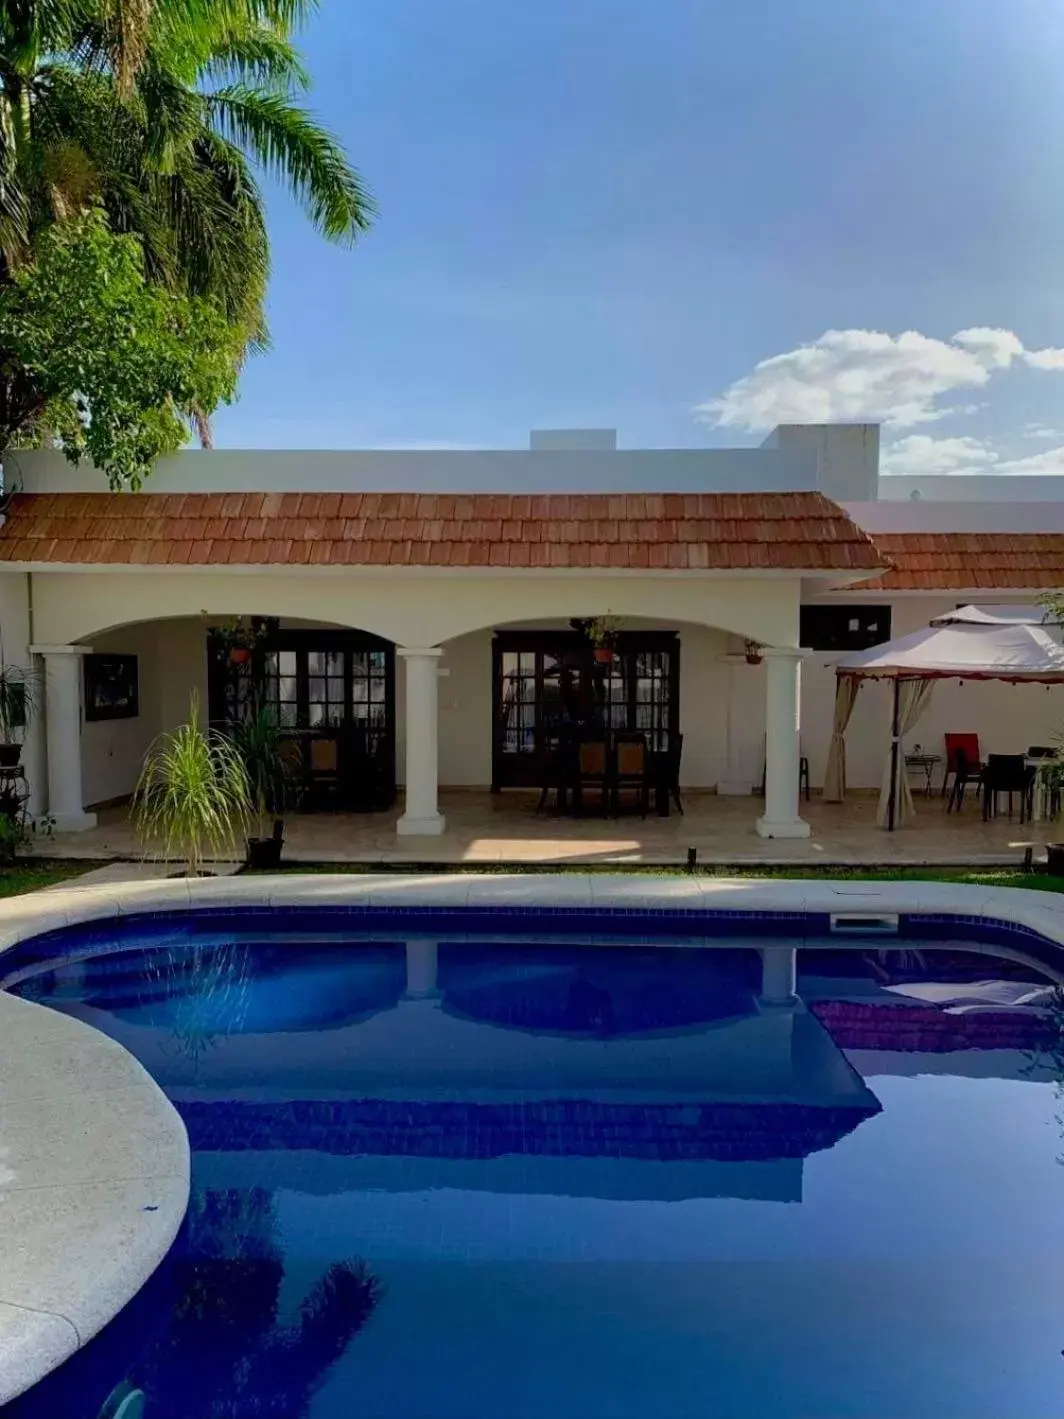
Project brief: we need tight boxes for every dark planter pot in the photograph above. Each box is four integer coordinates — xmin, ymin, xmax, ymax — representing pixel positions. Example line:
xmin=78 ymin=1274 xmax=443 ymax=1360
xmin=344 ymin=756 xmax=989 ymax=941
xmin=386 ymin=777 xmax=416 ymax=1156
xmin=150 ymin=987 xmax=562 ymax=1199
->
xmin=246 ymin=828 xmax=284 ymax=871
xmin=592 ymin=647 xmax=614 ymax=664
xmin=1046 ymin=843 xmax=1064 ymax=877
xmin=745 ymin=653 xmax=763 ymax=666
xmin=0 ymin=743 xmax=22 ymax=768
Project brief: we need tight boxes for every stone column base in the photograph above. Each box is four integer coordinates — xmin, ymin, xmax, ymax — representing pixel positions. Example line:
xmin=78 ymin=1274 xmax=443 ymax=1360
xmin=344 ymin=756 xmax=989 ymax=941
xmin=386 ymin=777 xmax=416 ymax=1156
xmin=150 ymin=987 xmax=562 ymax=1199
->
xmin=756 ymin=815 xmax=811 ymax=839
xmin=50 ymin=811 xmax=98 ymax=834
xmin=396 ymin=813 xmax=446 ymax=837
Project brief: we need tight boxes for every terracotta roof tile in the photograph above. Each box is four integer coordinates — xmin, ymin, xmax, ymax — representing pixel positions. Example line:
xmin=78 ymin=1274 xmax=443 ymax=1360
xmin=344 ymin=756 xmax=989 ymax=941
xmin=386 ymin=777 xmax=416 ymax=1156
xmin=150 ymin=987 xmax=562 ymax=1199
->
xmin=859 ymin=533 xmax=1064 ymax=591
xmin=0 ymin=490 xmax=882 ymax=573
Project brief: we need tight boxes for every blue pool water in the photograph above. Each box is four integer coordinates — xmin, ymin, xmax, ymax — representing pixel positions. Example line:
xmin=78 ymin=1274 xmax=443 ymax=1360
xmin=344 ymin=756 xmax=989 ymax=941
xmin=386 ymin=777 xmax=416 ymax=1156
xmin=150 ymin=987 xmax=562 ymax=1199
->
xmin=4 ymin=913 xmax=1064 ymax=1419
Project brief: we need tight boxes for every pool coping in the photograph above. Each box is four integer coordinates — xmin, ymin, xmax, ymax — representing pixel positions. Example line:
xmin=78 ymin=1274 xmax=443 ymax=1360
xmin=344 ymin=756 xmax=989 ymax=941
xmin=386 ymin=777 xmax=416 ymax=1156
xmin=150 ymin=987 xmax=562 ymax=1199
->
xmin=4 ymin=870 xmax=1064 ymax=957
xmin=0 ymin=991 xmax=190 ymax=1406
xmin=5 ymin=869 xmax=1064 ymax=1404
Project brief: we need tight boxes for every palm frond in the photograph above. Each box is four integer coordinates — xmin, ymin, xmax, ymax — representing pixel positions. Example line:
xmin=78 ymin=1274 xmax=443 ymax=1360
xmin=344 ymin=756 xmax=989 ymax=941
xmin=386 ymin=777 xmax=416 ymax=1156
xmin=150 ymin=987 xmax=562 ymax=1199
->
xmin=206 ymin=84 xmax=373 ymax=241
xmin=201 ymin=26 xmax=309 ymax=91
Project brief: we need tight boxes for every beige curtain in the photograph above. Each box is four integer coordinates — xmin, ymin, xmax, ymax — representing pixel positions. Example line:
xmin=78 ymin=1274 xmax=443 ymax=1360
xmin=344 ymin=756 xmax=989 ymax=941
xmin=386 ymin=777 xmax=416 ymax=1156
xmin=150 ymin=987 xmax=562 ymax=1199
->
xmin=823 ymin=674 xmax=861 ymax=802
xmin=877 ymin=678 xmax=935 ymax=829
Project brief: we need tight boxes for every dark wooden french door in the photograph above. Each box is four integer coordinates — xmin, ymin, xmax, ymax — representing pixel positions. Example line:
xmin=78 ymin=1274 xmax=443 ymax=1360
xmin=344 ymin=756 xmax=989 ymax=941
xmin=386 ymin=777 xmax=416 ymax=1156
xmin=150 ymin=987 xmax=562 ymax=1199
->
xmin=208 ymin=628 xmax=396 ymax=810
xmin=491 ymin=631 xmax=679 ymax=789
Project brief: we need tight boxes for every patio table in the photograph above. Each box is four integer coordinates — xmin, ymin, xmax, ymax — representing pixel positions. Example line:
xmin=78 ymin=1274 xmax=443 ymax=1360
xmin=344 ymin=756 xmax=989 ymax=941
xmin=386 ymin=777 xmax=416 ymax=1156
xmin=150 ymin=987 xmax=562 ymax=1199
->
xmin=904 ymin=752 xmax=941 ymax=798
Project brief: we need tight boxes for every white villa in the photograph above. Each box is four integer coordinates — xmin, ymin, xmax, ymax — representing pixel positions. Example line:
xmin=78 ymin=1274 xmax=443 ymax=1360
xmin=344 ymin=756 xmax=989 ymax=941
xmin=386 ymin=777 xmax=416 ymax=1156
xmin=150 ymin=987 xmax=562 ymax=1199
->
xmin=1 ymin=422 xmax=1062 ymax=845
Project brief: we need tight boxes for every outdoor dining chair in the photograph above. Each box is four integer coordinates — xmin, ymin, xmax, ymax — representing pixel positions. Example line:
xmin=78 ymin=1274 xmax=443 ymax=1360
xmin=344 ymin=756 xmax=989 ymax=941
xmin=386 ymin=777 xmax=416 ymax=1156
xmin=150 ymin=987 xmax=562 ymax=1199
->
xmin=612 ymin=733 xmax=649 ymax=817
xmin=666 ymin=730 xmax=684 ymax=815
xmin=946 ymin=746 xmax=983 ymax=814
xmin=942 ymin=733 xmax=984 ymax=799
xmin=981 ymin=753 xmax=1033 ymax=823
xmin=575 ymin=739 xmax=610 ymax=816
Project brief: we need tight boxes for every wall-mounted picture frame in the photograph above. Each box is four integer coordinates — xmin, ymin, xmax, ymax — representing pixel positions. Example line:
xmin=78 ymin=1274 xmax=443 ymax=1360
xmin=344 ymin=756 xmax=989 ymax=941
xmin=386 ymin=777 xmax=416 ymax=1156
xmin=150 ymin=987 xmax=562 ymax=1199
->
xmin=84 ymin=654 xmax=139 ymax=722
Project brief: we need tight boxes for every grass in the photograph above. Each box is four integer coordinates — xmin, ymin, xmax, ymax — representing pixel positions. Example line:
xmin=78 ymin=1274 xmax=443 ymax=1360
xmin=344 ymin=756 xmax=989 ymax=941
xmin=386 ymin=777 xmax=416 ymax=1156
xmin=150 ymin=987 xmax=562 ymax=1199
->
xmin=246 ymin=860 xmax=1064 ymax=892
xmin=0 ymin=859 xmax=99 ymax=897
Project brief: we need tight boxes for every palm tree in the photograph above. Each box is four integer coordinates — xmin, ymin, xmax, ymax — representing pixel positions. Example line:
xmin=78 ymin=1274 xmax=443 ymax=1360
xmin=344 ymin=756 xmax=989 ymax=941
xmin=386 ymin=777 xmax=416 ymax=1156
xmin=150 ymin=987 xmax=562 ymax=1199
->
xmin=0 ymin=0 xmax=371 ymax=405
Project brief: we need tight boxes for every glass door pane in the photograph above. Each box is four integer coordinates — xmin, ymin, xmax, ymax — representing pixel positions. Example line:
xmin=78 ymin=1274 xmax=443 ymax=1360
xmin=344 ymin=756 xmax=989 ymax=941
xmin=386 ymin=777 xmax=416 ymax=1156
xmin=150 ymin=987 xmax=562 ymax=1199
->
xmin=634 ymin=650 xmax=671 ymax=751
xmin=499 ymin=650 xmax=537 ymax=755
xmin=263 ymin=649 xmax=299 ymax=727
xmin=306 ymin=649 xmax=345 ymax=727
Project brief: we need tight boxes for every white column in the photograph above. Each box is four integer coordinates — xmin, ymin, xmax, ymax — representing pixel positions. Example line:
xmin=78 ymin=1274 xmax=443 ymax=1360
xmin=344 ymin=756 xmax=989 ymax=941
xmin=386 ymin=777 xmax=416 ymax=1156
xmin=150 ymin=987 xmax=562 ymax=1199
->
xmin=397 ymin=647 xmax=445 ymax=836
xmin=760 ymin=945 xmax=798 ymax=1007
xmin=405 ymin=939 xmax=439 ymax=999
xmin=756 ymin=647 xmax=810 ymax=839
xmin=31 ymin=644 xmax=96 ymax=832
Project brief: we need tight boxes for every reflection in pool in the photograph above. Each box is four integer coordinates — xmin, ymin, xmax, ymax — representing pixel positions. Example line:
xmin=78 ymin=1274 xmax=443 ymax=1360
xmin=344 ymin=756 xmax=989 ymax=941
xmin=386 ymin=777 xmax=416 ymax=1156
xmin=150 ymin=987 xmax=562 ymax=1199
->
xmin=4 ymin=917 xmax=1064 ymax=1419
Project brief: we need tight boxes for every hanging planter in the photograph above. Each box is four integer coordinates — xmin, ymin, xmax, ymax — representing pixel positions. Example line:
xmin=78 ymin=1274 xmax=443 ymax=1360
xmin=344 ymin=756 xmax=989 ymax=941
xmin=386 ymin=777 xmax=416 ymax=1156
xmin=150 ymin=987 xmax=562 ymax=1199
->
xmin=744 ymin=639 xmax=764 ymax=666
xmin=586 ymin=614 xmax=622 ymax=664
xmin=208 ymin=614 xmax=273 ymax=668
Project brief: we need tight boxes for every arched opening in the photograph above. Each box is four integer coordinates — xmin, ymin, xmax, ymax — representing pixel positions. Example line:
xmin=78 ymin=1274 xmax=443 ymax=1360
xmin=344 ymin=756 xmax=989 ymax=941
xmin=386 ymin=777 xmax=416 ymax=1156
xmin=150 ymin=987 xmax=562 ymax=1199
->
xmin=490 ymin=620 xmax=681 ymax=791
xmin=205 ymin=618 xmax=397 ymax=812
xmin=78 ymin=613 xmax=398 ymax=815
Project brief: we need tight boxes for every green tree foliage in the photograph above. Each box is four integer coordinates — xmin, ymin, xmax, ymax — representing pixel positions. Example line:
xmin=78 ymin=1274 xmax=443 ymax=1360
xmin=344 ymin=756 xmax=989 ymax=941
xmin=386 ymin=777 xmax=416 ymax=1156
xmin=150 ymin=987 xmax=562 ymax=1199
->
xmin=0 ymin=0 xmax=371 ymax=471
xmin=0 ymin=210 xmax=239 ymax=485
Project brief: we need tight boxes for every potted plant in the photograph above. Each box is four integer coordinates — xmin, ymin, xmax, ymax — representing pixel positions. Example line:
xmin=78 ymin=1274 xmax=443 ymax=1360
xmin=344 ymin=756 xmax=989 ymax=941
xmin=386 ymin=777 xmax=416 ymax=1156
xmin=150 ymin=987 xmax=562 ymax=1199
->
xmin=231 ymin=706 xmax=292 ymax=870
xmin=0 ymin=662 xmax=34 ymax=767
xmin=208 ymin=615 xmax=271 ymax=667
xmin=744 ymin=639 xmax=764 ymax=666
xmin=586 ymin=615 xmax=622 ymax=664
xmin=0 ymin=786 xmax=28 ymax=862
xmin=134 ymin=693 xmax=251 ymax=876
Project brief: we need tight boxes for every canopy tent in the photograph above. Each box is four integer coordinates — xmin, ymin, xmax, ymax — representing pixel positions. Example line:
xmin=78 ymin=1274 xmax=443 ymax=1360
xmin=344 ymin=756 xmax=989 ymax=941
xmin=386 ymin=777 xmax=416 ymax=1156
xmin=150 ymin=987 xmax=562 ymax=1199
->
xmin=829 ymin=620 xmax=1064 ymax=830
xmin=930 ymin=604 xmax=1060 ymax=628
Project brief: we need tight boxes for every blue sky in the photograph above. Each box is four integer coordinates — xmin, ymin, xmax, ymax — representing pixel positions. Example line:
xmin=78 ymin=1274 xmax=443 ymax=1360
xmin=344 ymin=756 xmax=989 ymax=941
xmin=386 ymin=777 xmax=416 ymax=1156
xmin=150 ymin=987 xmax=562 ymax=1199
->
xmin=214 ymin=0 xmax=1064 ymax=473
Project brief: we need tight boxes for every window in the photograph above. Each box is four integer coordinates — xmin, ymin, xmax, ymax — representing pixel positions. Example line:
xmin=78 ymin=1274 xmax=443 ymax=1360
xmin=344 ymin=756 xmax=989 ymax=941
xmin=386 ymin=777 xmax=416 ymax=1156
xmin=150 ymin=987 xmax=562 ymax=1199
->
xmin=799 ymin=605 xmax=891 ymax=653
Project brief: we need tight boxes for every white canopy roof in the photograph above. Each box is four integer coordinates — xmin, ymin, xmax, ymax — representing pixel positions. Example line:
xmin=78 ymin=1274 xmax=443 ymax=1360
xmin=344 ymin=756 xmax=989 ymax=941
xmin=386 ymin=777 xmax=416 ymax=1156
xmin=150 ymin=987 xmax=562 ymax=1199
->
xmin=929 ymin=603 xmax=1059 ymax=627
xmin=836 ymin=620 xmax=1064 ymax=682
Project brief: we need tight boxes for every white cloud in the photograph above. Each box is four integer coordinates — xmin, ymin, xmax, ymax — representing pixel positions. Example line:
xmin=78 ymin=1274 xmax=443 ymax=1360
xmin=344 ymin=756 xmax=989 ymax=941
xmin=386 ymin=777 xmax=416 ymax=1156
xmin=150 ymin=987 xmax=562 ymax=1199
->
xmin=952 ymin=327 xmax=1024 ymax=368
xmin=1024 ymin=348 xmax=1064 ymax=370
xmin=696 ymin=326 xmax=1064 ymax=433
xmin=880 ymin=434 xmax=998 ymax=477
xmin=994 ymin=446 xmax=1064 ymax=475
xmin=1022 ymin=423 xmax=1061 ymax=440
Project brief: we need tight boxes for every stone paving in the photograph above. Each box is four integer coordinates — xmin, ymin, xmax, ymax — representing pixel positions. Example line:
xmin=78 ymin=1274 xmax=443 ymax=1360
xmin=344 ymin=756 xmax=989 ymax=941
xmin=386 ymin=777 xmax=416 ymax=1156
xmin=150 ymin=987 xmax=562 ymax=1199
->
xmin=38 ymin=789 xmax=1061 ymax=868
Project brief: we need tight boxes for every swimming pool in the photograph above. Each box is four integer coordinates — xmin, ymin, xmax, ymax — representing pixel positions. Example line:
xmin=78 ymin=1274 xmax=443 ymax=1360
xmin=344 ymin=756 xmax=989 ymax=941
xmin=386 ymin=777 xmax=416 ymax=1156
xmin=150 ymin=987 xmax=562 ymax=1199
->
xmin=4 ymin=906 xmax=1064 ymax=1419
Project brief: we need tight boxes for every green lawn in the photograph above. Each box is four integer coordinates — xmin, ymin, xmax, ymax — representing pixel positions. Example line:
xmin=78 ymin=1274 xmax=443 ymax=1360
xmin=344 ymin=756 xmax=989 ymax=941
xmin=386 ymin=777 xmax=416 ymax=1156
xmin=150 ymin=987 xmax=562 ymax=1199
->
xmin=0 ymin=860 xmax=99 ymax=897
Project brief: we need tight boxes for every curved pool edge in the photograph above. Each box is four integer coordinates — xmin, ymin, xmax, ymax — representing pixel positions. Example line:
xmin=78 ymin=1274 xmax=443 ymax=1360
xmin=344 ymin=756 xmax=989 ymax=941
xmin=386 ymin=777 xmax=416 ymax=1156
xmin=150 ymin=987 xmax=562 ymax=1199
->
xmin=1 ymin=871 xmax=1064 ymax=959
xmin=0 ymin=991 xmax=190 ymax=1406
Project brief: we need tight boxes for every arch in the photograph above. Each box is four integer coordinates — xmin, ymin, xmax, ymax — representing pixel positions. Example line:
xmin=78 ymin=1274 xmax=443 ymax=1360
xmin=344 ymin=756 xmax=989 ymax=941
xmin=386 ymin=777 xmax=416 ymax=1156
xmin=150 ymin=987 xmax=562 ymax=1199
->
xmin=29 ymin=568 xmax=804 ymax=651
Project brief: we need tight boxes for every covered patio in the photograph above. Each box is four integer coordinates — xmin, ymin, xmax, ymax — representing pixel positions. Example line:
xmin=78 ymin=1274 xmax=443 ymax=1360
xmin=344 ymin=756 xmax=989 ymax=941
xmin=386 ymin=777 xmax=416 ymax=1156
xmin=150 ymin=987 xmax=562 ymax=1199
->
xmin=36 ymin=788 xmax=1060 ymax=867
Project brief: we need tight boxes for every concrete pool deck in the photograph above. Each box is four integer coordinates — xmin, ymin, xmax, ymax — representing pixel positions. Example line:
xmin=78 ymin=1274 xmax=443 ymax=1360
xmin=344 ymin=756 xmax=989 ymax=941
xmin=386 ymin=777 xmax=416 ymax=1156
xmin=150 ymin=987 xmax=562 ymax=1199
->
xmin=4 ymin=868 xmax=1064 ymax=1403
xmin=0 ymin=991 xmax=189 ymax=1405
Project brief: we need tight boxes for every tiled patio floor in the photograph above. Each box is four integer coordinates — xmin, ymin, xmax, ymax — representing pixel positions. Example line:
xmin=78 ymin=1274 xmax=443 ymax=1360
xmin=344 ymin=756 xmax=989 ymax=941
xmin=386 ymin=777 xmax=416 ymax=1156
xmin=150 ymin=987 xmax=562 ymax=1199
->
xmin=41 ymin=789 xmax=1061 ymax=867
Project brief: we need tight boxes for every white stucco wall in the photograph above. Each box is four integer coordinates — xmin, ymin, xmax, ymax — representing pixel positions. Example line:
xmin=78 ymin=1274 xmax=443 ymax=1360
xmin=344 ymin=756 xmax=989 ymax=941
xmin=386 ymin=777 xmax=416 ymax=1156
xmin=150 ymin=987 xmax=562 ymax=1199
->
xmin=27 ymin=569 xmax=805 ymax=652
xmin=438 ymin=630 xmax=492 ymax=786
xmin=80 ymin=623 xmax=163 ymax=807
xmin=9 ymin=444 xmax=820 ymax=496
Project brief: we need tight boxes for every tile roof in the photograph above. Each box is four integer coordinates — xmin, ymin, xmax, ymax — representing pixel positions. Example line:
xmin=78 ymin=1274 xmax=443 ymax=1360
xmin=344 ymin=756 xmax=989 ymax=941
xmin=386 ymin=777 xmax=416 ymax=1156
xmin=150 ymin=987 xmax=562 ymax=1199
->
xmin=0 ymin=491 xmax=883 ymax=572
xmin=861 ymin=533 xmax=1064 ymax=591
